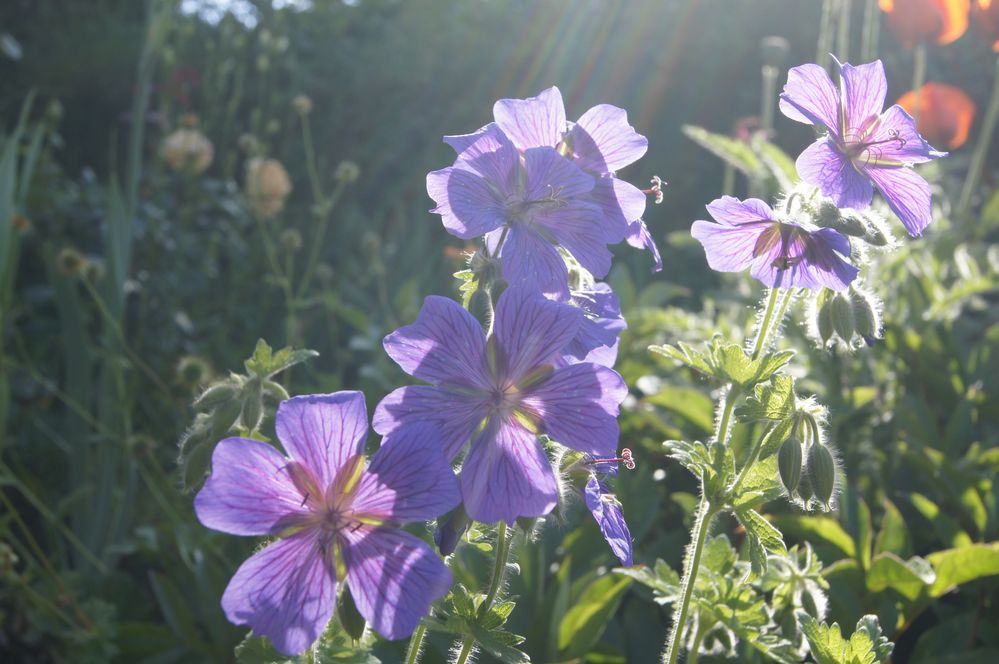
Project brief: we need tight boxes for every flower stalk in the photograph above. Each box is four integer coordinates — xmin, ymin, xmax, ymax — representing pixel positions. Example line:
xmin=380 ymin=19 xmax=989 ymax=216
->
xmin=454 ymin=521 xmax=513 ymax=664
xmin=958 ymin=55 xmax=999 ymax=217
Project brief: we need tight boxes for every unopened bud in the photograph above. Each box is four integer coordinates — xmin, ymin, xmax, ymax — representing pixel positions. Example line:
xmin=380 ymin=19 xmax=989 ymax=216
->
xmin=435 ymin=506 xmax=470 ymax=556
xmin=334 ymin=160 xmax=360 ymax=184
xmin=850 ymin=288 xmax=880 ymax=341
xmin=816 ymin=201 xmax=843 ymax=228
xmin=469 ymin=288 xmax=493 ymax=331
xmin=82 ymin=259 xmax=105 ymax=283
xmin=292 ymin=94 xmax=313 ymax=116
xmin=760 ymin=36 xmax=790 ymax=67
xmin=829 ymin=292 xmax=856 ymax=342
xmin=210 ymin=398 xmax=242 ymax=440
xmin=245 ymin=157 xmax=292 ymax=219
xmin=797 ymin=472 xmax=814 ymax=504
xmin=280 ymin=228 xmax=303 ymax=252
xmin=817 ymin=296 xmax=835 ymax=344
xmin=240 ymin=378 xmax=264 ymax=432
xmin=806 ymin=443 xmax=836 ymax=508
xmin=56 ymin=247 xmax=87 ymax=278
xmin=193 ymin=382 xmax=238 ymax=411
xmin=778 ymin=437 xmax=803 ymax=493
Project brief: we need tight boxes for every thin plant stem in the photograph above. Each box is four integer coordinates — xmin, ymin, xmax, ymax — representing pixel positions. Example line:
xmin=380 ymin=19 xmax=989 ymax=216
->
xmin=751 ymin=287 xmax=782 ymax=360
xmin=836 ymin=0 xmax=852 ymax=62
xmin=860 ymin=0 xmax=880 ymax=61
xmin=454 ymin=521 xmax=512 ymax=664
xmin=688 ymin=617 xmax=708 ymax=664
xmin=958 ymin=55 xmax=999 ymax=217
xmin=912 ymin=41 xmax=927 ymax=125
xmin=662 ymin=498 xmax=717 ymax=664
xmin=405 ymin=623 xmax=428 ymax=664
xmin=817 ymin=0 xmax=837 ymax=69
xmin=721 ymin=164 xmax=735 ymax=196
xmin=761 ymin=66 xmax=778 ymax=134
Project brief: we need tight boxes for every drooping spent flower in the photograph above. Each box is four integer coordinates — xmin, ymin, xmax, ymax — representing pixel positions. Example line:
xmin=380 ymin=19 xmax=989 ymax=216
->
xmin=195 ymin=392 xmax=459 ymax=655
xmin=897 ymin=83 xmax=977 ymax=150
xmin=780 ymin=57 xmax=947 ymax=236
xmin=581 ymin=450 xmax=634 ymax=566
xmin=374 ymin=286 xmax=627 ymax=525
xmin=691 ymin=196 xmax=859 ymax=290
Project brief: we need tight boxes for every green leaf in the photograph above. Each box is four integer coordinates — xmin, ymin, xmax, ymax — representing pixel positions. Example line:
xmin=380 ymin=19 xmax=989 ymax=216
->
xmin=683 ymin=124 xmax=762 ymax=176
xmin=469 ymin=624 xmax=529 ymax=664
xmin=557 ymin=574 xmax=633 ymax=659
xmin=736 ymin=374 xmax=796 ymax=423
xmin=245 ymin=339 xmax=319 ymax=379
xmin=614 ymin=559 xmax=680 ymax=605
xmin=770 ymin=515 xmax=856 ymax=559
xmin=798 ymin=611 xmax=893 ymax=664
xmin=644 ymin=386 xmax=715 ymax=435
xmin=840 ymin=488 xmax=872 ymax=570
xmin=737 ymin=509 xmax=786 ymax=556
xmin=926 ymin=542 xmax=999 ymax=598
xmin=649 ymin=341 xmax=714 ymax=376
xmin=729 ymin=454 xmax=784 ymax=511
xmin=713 ymin=343 xmax=794 ymax=387
xmin=480 ymin=600 xmax=516 ymax=630
xmin=751 ymin=135 xmax=798 ymax=191
xmin=874 ymin=499 xmax=912 ymax=559
xmin=866 ymin=552 xmax=935 ymax=601
xmin=909 ymin=493 xmax=973 ymax=548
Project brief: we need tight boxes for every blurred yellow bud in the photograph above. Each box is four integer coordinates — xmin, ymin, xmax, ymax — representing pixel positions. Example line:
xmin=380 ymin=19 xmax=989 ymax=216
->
xmin=245 ymin=157 xmax=292 ymax=219
xmin=161 ymin=128 xmax=214 ymax=174
xmin=334 ymin=160 xmax=360 ymax=184
xmin=292 ymin=94 xmax=313 ymax=116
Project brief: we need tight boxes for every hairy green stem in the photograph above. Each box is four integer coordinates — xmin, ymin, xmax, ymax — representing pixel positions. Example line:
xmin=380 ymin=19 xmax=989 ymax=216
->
xmin=751 ymin=287 xmax=782 ymax=360
xmin=405 ymin=623 xmax=428 ymax=664
xmin=958 ymin=55 xmax=999 ymax=217
xmin=454 ymin=521 xmax=512 ymax=664
xmin=663 ymin=498 xmax=717 ymax=664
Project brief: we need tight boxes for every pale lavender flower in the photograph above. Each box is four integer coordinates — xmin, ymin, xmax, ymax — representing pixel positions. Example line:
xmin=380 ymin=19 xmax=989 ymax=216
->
xmin=374 ymin=286 xmax=627 ymax=525
xmin=691 ymin=196 xmax=859 ymax=290
xmin=195 ymin=392 xmax=459 ymax=655
xmin=779 ymin=57 xmax=946 ymax=236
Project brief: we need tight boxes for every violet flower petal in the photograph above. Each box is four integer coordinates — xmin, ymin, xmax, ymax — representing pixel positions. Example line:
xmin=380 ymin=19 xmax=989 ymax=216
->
xmin=625 ymin=219 xmax=663 ymax=272
xmin=705 ymin=195 xmax=776 ymax=226
xmin=373 ymin=385 xmax=488 ymax=461
xmin=382 ymin=295 xmax=490 ymax=389
xmin=521 ymin=363 xmax=626 ymax=457
xmin=221 ymin=531 xmax=336 ymax=656
xmin=865 ymin=164 xmax=934 ymax=237
xmin=460 ymin=417 xmax=558 ymax=524
xmin=493 ymin=86 xmax=566 ymax=151
xmin=523 ymin=146 xmax=595 ymax=201
xmin=570 ymin=104 xmax=649 ymax=174
xmin=838 ymin=58 xmax=887 ymax=137
xmin=275 ymin=392 xmax=368 ymax=489
xmin=341 ymin=526 xmax=452 ymax=640
xmin=690 ymin=220 xmax=767 ymax=273
xmin=778 ymin=63 xmax=840 ymax=132
xmin=426 ymin=166 xmax=508 ymax=240
xmin=584 ymin=476 xmax=634 ymax=567
xmin=865 ymin=106 xmax=946 ymax=165
xmin=492 ymin=286 xmax=581 ymax=383
xmin=796 ymin=138 xmax=874 ymax=209
xmin=500 ymin=224 xmax=572 ymax=301
xmin=194 ymin=437 xmax=308 ymax=537
xmin=351 ymin=423 xmax=461 ymax=523
xmin=537 ymin=202 xmax=616 ymax=278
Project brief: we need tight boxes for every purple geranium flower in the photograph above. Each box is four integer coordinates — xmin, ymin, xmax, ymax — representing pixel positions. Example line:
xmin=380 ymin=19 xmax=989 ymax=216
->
xmin=561 ymin=282 xmax=627 ymax=368
xmin=779 ymin=57 xmax=946 ymax=236
xmin=374 ymin=286 xmax=628 ymax=525
xmin=691 ymin=196 xmax=859 ymax=290
xmin=194 ymin=392 xmax=460 ymax=655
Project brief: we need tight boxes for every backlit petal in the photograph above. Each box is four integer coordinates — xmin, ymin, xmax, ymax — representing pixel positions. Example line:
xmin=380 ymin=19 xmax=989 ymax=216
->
xmin=493 ymin=285 xmax=581 ymax=383
xmin=373 ymin=385 xmax=488 ymax=461
xmin=865 ymin=164 xmax=934 ymax=236
xmin=570 ymin=104 xmax=648 ymax=174
xmin=795 ymin=138 xmax=874 ymax=209
xmin=779 ymin=63 xmax=840 ymax=131
xmin=493 ymin=86 xmax=567 ymax=150
xmin=584 ymin=476 xmax=633 ymax=566
xmin=275 ymin=392 xmax=369 ymax=489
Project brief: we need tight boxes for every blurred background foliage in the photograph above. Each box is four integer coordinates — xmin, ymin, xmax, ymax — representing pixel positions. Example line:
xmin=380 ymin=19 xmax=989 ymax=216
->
xmin=1 ymin=0 xmax=998 ymax=662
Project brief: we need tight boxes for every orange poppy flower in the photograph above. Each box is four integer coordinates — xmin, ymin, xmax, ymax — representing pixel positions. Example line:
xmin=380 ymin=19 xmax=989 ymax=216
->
xmin=897 ymin=83 xmax=977 ymax=149
xmin=972 ymin=0 xmax=999 ymax=50
xmin=880 ymin=0 xmax=970 ymax=47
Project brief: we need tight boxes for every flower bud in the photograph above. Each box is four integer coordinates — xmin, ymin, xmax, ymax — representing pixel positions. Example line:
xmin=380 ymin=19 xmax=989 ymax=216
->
xmin=469 ymin=287 xmax=494 ymax=331
xmin=209 ymin=397 xmax=242 ymax=441
xmin=280 ymin=228 xmax=303 ymax=252
xmin=797 ymin=472 xmax=814 ymax=504
xmin=245 ymin=157 xmax=292 ymax=219
xmin=806 ymin=443 xmax=836 ymax=508
xmin=176 ymin=355 xmax=214 ymax=388
xmin=44 ymin=99 xmax=64 ymax=124
xmin=829 ymin=292 xmax=855 ymax=342
xmin=817 ymin=296 xmax=834 ymax=345
xmin=435 ymin=506 xmax=469 ymax=556
xmin=193 ymin=382 xmax=238 ymax=411
xmin=56 ymin=247 xmax=87 ymax=278
xmin=161 ymin=127 xmax=214 ymax=174
xmin=778 ymin=437 xmax=803 ymax=493
xmin=336 ymin=586 xmax=367 ymax=641
xmin=238 ymin=133 xmax=260 ymax=154
xmin=292 ymin=94 xmax=313 ymax=116
xmin=760 ymin=36 xmax=790 ymax=67
xmin=850 ymin=287 xmax=881 ymax=341
xmin=82 ymin=258 xmax=105 ymax=283
xmin=240 ymin=378 xmax=264 ymax=432
xmin=334 ymin=160 xmax=360 ymax=184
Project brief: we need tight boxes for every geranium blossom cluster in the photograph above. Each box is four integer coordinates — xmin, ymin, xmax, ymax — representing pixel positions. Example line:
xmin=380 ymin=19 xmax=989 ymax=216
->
xmin=692 ymin=58 xmax=944 ymax=290
xmin=194 ymin=86 xmax=655 ymax=655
